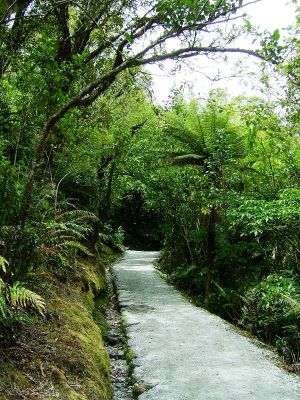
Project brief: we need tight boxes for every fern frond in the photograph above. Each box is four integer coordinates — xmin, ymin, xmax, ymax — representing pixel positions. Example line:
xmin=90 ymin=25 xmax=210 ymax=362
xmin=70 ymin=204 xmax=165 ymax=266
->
xmin=170 ymin=154 xmax=205 ymax=167
xmin=9 ymin=282 xmax=45 ymax=315
xmin=213 ymin=280 xmax=227 ymax=297
xmin=0 ymin=278 xmax=7 ymax=318
xmin=0 ymin=296 xmax=8 ymax=318
xmin=0 ymin=255 xmax=9 ymax=273
xmin=46 ymin=221 xmax=88 ymax=241
xmin=166 ymin=123 xmax=205 ymax=155
xmin=0 ymin=278 xmax=5 ymax=292
xmin=55 ymin=252 xmax=69 ymax=267
xmin=281 ymin=294 xmax=300 ymax=316
xmin=58 ymin=235 xmax=78 ymax=241
xmin=63 ymin=241 xmax=94 ymax=257
xmin=56 ymin=210 xmax=98 ymax=222
xmin=54 ymin=229 xmax=85 ymax=240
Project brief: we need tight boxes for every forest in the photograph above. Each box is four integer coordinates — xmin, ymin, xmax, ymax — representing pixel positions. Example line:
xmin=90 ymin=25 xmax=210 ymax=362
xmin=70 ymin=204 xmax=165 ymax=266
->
xmin=0 ymin=0 xmax=299 ymax=399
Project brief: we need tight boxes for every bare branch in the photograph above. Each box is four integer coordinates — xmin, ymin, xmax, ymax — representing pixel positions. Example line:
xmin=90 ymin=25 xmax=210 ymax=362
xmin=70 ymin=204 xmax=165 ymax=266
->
xmin=135 ymin=46 xmax=264 ymax=66
xmin=0 ymin=0 xmax=18 ymax=24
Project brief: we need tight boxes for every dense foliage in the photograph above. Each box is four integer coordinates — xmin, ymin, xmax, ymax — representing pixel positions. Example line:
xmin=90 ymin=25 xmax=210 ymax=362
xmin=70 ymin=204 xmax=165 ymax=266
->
xmin=153 ymin=95 xmax=300 ymax=366
xmin=0 ymin=0 xmax=299 ymax=378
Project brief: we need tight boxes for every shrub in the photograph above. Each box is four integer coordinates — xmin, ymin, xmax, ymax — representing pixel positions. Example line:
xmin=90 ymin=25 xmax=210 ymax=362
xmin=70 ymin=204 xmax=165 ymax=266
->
xmin=240 ymin=272 xmax=300 ymax=364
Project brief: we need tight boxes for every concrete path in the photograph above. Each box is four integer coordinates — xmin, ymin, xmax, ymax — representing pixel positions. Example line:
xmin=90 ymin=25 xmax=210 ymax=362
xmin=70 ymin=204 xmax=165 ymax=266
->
xmin=113 ymin=250 xmax=300 ymax=400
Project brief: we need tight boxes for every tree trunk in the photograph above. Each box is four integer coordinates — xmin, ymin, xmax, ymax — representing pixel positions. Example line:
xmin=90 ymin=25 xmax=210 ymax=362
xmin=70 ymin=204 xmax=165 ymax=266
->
xmin=104 ymin=160 xmax=116 ymax=220
xmin=204 ymin=207 xmax=216 ymax=305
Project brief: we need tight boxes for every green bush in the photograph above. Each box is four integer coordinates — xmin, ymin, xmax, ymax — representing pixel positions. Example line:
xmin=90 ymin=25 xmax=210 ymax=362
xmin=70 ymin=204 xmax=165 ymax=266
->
xmin=240 ymin=273 xmax=300 ymax=363
xmin=169 ymin=264 xmax=205 ymax=300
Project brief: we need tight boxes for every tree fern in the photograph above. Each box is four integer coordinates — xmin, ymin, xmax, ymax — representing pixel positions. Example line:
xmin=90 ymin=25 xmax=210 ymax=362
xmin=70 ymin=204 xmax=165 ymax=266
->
xmin=165 ymin=112 xmax=206 ymax=156
xmin=165 ymin=101 xmax=245 ymax=172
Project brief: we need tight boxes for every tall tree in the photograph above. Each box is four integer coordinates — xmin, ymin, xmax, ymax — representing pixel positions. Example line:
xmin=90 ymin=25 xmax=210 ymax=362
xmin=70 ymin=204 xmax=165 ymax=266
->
xmin=1 ymin=0 xmax=267 ymax=224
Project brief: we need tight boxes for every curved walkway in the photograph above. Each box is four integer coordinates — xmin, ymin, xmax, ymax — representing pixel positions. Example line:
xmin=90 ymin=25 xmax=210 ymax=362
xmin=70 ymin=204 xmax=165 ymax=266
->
xmin=113 ymin=250 xmax=300 ymax=400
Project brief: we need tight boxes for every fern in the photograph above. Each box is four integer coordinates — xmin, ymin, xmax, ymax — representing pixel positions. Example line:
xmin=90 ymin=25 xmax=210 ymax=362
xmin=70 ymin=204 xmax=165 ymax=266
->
xmin=0 ymin=278 xmax=8 ymax=318
xmin=282 ymin=294 xmax=300 ymax=317
xmin=0 ymin=255 xmax=8 ymax=273
xmin=63 ymin=240 xmax=94 ymax=257
xmin=8 ymin=281 xmax=45 ymax=315
xmin=0 ymin=277 xmax=45 ymax=320
xmin=56 ymin=210 xmax=98 ymax=223
xmin=46 ymin=221 xmax=89 ymax=241
xmin=165 ymin=104 xmax=244 ymax=174
xmin=41 ymin=213 xmax=96 ymax=269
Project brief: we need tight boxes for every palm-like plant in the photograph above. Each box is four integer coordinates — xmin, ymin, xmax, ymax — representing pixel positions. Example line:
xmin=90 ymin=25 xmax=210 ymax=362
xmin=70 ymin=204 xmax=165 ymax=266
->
xmin=164 ymin=98 xmax=245 ymax=303
xmin=166 ymin=100 xmax=244 ymax=174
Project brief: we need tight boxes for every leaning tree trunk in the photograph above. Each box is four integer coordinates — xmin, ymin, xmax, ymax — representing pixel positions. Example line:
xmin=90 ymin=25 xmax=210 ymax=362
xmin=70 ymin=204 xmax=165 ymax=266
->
xmin=17 ymin=71 xmax=121 ymax=228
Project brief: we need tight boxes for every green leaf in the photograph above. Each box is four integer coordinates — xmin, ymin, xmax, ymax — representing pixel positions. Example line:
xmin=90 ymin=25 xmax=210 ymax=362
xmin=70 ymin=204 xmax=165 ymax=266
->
xmin=0 ymin=256 xmax=8 ymax=274
xmin=245 ymin=19 xmax=252 ymax=32
xmin=125 ymin=32 xmax=133 ymax=43
xmin=271 ymin=29 xmax=280 ymax=41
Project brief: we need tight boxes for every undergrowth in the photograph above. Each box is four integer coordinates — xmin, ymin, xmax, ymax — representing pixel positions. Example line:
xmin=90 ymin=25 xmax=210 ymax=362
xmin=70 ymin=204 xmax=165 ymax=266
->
xmin=0 ymin=250 xmax=114 ymax=400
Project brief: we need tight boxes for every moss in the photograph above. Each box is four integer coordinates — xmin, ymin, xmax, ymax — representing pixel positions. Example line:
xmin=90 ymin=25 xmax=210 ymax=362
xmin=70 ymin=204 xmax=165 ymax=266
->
xmin=0 ymin=364 xmax=29 ymax=389
xmin=132 ymin=381 xmax=148 ymax=397
xmin=93 ymin=297 xmax=110 ymax=340
xmin=0 ymin=252 xmax=116 ymax=400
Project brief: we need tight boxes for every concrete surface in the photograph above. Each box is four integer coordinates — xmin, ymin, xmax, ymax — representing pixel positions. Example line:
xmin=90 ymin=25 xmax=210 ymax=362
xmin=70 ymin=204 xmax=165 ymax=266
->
xmin=113 ymin=250 xmax=300 ymax=400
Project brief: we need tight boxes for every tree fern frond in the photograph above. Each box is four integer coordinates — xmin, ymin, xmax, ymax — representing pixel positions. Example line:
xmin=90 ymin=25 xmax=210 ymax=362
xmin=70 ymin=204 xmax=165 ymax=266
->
xmin=56 ymin=210 xmax=98 ymax=222
xmin=165 ymin=117 xmax=205 ymax=155
xmin=170 ymin=154 xmax=206 ymax=166
xmin=63 ymin=222 xmax=90 ymax=232
xmin=195 ymin=114 xmax=207 ymax=150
